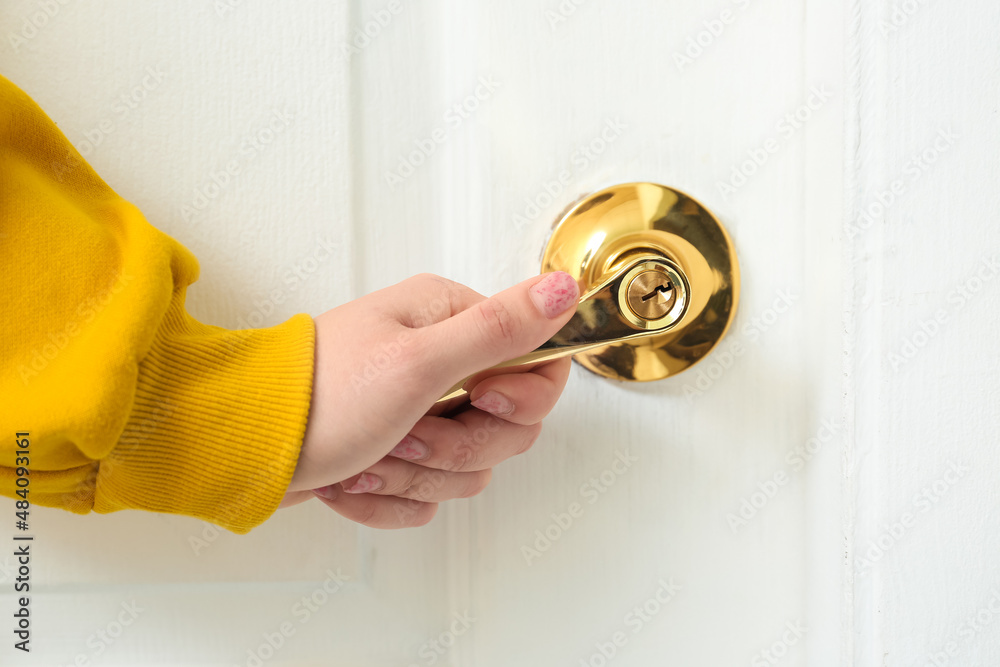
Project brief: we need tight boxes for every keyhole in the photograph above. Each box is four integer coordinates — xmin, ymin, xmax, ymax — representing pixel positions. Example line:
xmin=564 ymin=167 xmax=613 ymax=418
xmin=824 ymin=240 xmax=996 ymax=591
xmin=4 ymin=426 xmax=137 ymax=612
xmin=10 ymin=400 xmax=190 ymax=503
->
xmin=623 ymin=268 xmax=680 ymax=321
xmin=641 ymin=283 xmax=672 ymax=301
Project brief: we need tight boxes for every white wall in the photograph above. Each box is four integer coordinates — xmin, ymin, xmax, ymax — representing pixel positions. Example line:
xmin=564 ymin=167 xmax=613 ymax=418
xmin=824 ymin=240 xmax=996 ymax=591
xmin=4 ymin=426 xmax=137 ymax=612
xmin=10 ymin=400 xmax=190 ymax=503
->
xmin=846 ymin=1 xmax=1000 ymax=664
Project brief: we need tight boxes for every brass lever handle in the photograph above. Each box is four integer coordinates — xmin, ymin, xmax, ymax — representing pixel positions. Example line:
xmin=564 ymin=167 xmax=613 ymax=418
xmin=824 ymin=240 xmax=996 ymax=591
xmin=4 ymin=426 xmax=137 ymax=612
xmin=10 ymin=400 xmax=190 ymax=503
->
xmin=435 ymin=254 xmax=690 ymax=403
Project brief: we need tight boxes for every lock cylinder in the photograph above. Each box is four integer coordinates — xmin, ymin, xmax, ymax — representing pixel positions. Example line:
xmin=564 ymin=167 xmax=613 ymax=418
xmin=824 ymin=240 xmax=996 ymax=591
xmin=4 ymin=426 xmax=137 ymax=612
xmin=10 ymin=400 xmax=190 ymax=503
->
xmin=435 ymin=181 xmax=739 ymax=403
xmin=539 ymin=182 xmax=739 ymax=384
xmin=615 ymin=258 xmax=689 ymax=330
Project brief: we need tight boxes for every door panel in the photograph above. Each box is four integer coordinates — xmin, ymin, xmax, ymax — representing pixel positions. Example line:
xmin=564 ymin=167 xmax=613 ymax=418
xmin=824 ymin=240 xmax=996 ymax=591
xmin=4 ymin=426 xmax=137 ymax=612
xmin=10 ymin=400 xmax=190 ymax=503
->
xmin=1 ymin=1 xmax=448 ymax=665
xmin=361 ymin=0 xmax=846 ymax=664
xmin=2 ymin=0 xmax=997 ymax=665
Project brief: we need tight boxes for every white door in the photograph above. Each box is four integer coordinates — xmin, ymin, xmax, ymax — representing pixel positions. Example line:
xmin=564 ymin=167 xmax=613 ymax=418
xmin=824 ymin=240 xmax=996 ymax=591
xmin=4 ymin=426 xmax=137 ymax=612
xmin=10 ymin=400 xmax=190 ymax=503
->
xmin=2 ymin=1 xmax=998 ymax=665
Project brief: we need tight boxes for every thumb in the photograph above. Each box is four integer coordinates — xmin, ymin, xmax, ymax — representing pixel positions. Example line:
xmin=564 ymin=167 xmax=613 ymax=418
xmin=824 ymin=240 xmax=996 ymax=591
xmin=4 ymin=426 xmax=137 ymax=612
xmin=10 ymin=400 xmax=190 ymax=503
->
xmin=420 ymin=271 xmax=579 ymax=384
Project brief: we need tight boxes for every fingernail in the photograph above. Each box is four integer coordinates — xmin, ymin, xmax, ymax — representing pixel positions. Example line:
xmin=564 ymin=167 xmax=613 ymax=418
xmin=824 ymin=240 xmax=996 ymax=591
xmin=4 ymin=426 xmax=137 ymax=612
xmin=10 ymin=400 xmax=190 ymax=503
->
xmin=344 ymin=472 xmax=383 ymax=494
xmin=472 ymin=390 xmax=514 ymax=416
xmin=529 ymin=271 xmax=579 ymax=318
xmin=313 ymin=484 xmax=339 ymax=501
xmin=389 ymin=435 xmax=430 ymax=461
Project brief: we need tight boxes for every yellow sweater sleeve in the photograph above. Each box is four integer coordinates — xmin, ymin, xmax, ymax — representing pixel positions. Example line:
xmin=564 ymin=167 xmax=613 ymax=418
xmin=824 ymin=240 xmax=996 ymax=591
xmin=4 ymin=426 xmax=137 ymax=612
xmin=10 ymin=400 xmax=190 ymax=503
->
xmin=0 ymin=75 xmax=315 ymax=534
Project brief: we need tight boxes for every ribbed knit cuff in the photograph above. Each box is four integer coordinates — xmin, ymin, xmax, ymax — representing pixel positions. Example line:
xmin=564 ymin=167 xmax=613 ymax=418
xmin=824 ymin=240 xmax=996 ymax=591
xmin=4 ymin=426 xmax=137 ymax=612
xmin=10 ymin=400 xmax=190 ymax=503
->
xmin=91 ymin=300 xmax=315 ymax=534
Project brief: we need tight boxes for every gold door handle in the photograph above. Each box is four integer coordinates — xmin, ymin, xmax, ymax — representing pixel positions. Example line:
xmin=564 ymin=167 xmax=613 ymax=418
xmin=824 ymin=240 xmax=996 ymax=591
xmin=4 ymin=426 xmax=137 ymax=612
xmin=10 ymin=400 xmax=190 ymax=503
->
xmin=436 ymin=182 xmax=740 ymax=404
xmin=436 ymin=254 xmax=690 ymax=403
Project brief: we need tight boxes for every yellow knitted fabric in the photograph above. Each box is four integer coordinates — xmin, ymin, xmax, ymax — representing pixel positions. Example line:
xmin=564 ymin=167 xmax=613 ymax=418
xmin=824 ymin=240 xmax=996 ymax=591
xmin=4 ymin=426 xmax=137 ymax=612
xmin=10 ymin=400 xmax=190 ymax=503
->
xmin=0 ymin=75 xmax=315 ymax=533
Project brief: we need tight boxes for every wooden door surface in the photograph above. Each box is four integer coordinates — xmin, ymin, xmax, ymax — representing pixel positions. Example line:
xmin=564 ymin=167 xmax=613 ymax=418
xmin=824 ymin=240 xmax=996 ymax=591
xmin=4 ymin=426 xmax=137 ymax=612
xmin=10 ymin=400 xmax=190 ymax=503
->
xmin=1 ymin=1 xmax=997 ymax=665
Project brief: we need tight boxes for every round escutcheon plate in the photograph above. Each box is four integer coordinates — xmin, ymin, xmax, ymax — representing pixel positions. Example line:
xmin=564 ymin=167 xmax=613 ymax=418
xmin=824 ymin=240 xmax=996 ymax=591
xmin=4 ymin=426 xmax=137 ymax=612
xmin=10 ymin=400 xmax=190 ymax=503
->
xmin=541 ymin=182 xmax=740 ymax=382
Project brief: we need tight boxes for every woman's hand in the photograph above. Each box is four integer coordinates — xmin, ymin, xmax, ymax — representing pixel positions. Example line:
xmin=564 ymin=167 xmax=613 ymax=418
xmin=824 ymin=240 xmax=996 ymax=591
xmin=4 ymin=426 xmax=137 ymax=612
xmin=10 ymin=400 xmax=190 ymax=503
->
xmin=280 ymin=271 xmax=580 ymax=528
